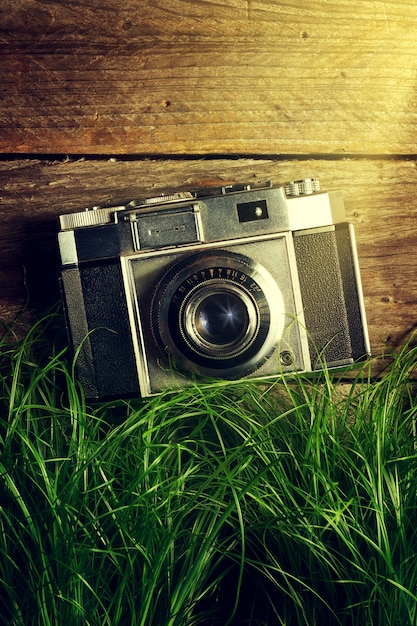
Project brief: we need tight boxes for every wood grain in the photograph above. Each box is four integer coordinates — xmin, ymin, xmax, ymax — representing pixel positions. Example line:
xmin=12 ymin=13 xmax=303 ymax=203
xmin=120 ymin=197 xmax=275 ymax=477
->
xmin=2 ymin=1 xmax=417 ymax=377
xmin=1 ymin=156 xmax=416 ymax=362
xmin=2 ymin=0 xmax=417 ymax=155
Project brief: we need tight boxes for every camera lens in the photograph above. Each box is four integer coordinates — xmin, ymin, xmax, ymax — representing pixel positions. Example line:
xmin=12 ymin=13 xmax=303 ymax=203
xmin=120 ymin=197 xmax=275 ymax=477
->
xmin=194 ymin=292 xmax=249 ymax=346
xmin=151 ymin=249 xmax=285 ymax=379
xmin=183 ymin=284 xmax=258 ymax=357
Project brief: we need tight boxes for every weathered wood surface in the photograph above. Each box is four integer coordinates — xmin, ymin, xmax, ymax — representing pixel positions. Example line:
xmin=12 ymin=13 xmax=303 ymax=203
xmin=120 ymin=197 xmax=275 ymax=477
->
xmin=1 ymin=0 xmax=417 ymax=155
xmin=1 ymin=157 xmax=416 ymax=364
xmin=1 ymin=0 xmax=417 ymax=371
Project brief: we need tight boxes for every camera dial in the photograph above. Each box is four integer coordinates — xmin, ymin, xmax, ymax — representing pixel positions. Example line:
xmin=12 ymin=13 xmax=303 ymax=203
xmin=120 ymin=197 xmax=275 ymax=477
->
xmin=284 ymin=178 xmax=320 ymax=196
xmin=151 ymin=249 xmax=285 ymax=379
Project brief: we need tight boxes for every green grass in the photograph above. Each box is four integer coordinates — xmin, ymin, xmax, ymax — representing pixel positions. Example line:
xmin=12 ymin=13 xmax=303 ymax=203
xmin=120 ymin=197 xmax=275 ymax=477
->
xmin=1 ymin=313 xmax=417 ymax=624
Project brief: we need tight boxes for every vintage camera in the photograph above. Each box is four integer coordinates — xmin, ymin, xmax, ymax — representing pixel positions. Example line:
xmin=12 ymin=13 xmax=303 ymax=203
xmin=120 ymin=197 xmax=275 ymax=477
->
xmin=58 ymin=178 xmax=370 ymax=399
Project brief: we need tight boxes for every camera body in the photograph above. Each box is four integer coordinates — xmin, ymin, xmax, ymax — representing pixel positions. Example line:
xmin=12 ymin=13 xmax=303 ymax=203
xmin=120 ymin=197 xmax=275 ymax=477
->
xmin=58 ymin=179 xmax=370 ymax=399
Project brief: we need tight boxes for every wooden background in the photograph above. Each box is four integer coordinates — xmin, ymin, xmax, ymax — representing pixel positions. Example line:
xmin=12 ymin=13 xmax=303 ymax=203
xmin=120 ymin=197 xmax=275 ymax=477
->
xmin=1 ymin=0 xmax=417 ymax=366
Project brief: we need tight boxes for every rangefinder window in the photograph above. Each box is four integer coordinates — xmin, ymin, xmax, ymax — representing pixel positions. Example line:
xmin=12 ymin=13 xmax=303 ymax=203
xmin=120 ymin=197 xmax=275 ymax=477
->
xmin=237 ymin=199 xmax=269 ymax=223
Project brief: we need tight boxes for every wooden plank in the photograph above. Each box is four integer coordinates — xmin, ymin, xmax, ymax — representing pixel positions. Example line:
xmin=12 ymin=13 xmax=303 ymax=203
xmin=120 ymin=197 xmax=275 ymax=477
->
xmin=1 ymin=156 xmax=416 ymax=365
xmin=1 ymin=0 xmax=417 ymax=155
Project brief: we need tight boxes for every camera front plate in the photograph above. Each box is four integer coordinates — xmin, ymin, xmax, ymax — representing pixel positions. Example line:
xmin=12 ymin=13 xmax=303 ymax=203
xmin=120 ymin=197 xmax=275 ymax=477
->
xmin=121 ymin=233 xmax=310 ymax=396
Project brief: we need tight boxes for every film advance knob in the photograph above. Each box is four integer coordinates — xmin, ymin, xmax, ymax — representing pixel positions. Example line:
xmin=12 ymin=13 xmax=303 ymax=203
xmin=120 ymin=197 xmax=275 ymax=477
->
xmin=284 ymin=178 xmax=320 ymax=196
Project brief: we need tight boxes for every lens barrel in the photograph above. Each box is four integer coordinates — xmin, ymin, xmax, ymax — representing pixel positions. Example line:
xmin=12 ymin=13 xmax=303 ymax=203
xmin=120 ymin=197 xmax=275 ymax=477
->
xmin=151 ymin=249 xmax=285 ymax=378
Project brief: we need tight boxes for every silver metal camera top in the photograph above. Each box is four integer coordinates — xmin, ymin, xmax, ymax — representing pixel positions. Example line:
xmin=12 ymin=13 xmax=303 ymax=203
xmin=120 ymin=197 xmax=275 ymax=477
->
xmin=59 ymin=178 xmax=327 ymax=233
